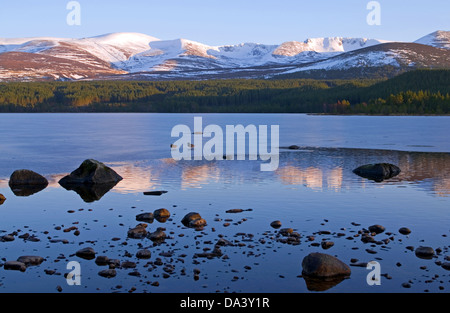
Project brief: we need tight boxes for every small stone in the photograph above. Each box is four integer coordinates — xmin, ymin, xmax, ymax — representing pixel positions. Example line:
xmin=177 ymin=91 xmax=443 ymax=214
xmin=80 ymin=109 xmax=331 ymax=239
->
xmin=415 ymin=246 xmax=435 ymax=259
xmin=279 ymin=228 xmax=293 ymax=236
xmin=270 ymin=221 xmax=282 ymax=229
xmin=321 ymin=241 xmax=334 ymax=250
xmin=95 ymin=256 xmax=110 ymax=266
xmin=136 ymin=213 xmax=154 ymax=223
xmin=136 ymin=249 xmax=151 ymax=259
xmin=16 ymin=256 xmax=44 ymax=266
xmin=127 ymin=224 xmax=148 ymax=239
xmin=399 ymin=227 xmax=411 ymax=235
xmin=75 ymin=247 xmax=96 ymax=260
xmin=98 ymin=269 xmax=116 ymax=278
xmin=368 ymin=225 xmax=385 ymax=234
xmin=4 ymin=261 xmax=27 ymax=272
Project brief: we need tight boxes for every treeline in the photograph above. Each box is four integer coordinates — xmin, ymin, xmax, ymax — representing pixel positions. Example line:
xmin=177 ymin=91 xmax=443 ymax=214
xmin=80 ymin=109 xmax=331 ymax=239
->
xmin=0 ymin=69 xmax=448 ymax=114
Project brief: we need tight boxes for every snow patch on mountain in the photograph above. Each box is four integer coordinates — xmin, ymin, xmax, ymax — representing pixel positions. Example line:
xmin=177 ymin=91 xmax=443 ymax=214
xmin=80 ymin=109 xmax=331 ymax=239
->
xmin=414 ymin=30 xmax=450 ymax=50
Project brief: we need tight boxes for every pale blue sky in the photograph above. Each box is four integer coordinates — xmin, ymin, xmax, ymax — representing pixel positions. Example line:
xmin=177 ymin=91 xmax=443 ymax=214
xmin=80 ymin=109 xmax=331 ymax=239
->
xmin=0 ymin=0 xmax=448 ymax=45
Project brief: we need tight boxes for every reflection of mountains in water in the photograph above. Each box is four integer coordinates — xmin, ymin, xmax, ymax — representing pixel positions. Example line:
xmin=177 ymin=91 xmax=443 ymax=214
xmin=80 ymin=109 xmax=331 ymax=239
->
xmin=0 ymin=147 xmax=448 ymax=200
xmin=108 ymin=147 xmax=449 ymax=196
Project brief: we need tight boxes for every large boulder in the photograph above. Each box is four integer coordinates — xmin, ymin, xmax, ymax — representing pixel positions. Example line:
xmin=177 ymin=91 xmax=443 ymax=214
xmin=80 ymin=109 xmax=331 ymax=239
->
xmin=353 ymin=163 xmax=401 ymax=182
xmin=59 ymin=159 xmax=122 ymax=202
xmin=9 ymin=169 xmax=48 ymax=196
xmin=301 ymin=253 xmax=351 ymax=292
xmin=302 ymin=253 xmax=351 ymax=278
xmin=59 ymin=159 xmax=122 ymax=186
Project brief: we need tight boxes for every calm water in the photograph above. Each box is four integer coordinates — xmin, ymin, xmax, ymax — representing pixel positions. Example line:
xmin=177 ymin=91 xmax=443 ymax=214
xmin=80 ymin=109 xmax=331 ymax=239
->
xmin=0 ymin=113 xmax=448 ymax=293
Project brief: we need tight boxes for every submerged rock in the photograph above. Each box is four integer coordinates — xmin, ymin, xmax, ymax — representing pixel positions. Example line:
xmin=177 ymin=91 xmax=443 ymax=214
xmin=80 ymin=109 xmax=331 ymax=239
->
xmin=353 ymin=163 xmax=401 ymax=182
xmin=9 ymin=169 xmax=48 ymax=196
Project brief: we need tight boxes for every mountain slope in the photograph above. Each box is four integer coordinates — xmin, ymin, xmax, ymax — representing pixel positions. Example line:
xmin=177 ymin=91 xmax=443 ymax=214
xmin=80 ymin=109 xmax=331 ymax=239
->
xmin=0 ymin=31 xmax=448 ymax=81
xmin=414 ymin=30 xmax=450 ymax=50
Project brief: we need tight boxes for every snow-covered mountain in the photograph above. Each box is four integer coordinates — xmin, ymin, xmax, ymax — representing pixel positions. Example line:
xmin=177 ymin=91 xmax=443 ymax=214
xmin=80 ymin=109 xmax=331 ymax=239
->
xmin=414 ymin=30 xmax=450 ymax=50
xmin=0 ymin=30 xmax=448 ymax=81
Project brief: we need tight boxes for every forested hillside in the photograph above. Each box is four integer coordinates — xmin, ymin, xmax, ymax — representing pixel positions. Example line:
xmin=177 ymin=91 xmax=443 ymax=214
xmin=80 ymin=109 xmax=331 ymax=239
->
xmin=0 ymin=69 xmax=448 ymax=114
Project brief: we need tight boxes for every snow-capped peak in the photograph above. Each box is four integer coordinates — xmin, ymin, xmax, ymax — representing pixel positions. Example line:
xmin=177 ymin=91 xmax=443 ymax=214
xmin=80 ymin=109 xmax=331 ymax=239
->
xmin=414 ymin=30 xmax=450 ymax=50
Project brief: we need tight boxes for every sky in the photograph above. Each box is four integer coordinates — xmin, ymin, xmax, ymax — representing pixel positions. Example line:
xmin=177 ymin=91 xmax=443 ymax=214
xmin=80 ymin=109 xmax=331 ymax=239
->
xmin=0 ymin=0 xmax=448 ymax=45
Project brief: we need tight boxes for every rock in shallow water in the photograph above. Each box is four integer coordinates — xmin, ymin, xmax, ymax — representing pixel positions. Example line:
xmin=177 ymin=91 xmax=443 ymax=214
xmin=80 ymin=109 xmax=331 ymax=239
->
xmin=353 ymin=163 xmax=401 ymax=182
xmin=4 ymin=261 xmax=27 ymax=272
xmin=415 ymin=246 xmax=435 ymax=259
xmin=59 ymin=159 xmax=123 ymax=186
xmin=75 ymin=247 xmax=96 ymax=260
xmin=301 ymin=252 xmax=351 ymax=278
xmin=9 ymin=169 xmax=49 ymax=196
xmin=181 ymin=212 xmax=207 ymax=229
xmin=16 ymin=256 xmax=44 ymax=266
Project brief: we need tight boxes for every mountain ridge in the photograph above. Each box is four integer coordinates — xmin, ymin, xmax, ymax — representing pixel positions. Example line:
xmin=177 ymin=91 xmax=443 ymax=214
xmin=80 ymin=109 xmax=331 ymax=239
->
xmin=0 ymin=30 xmax=448 ymax=81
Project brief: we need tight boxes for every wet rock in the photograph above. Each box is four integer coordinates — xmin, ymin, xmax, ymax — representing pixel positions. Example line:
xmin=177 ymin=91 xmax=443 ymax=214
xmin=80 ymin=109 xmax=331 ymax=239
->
xmin=321 ymin=241 xmax=334 ymax=250
xmin=415 ymin=246 xmax=435 ymax=259
xmin=136 ymin=249 xmax=151 ymax=259
xmin=353 ymin=163 xmax=401 ymax=182
xmin=98 ymin=269 xmax=116 ymax=278
xmin=59 ymin=159 xmax=123 ymax=186
xmin=143 ymin=191 xmax=167 ymax=196
xmin=181 ymin=212 xmax=207 ymax=229
xmin=16 ymin=256 xmax=44 ymax=266
xmin=270 ymin=221 xmax=282 ymax=229
xmin=4 ymin=261 xmax=27 ymax=272
xmin=216 ymin=238 xmax=234 ymax=247
xmin=148 ymin=228 xmax=166 ymax=242
xmin=136 ymin=213 xmax=154 ymax=223
xmin=279 ymin=228 xmax=293 ymax=236
xmin=95 ymin=256 xmax=110 ymax=266
xmin=121 ymin=261 xmax=136 ymax=269
xmin=127 ymin=224 xmax=148 ymax=239
xmin=0 ymin=194 xmax=5 ymax=205
xmin=1 ymin=234 xmax=15 ymax=242
xmin=301 ymin=252 xmax=351 ymax=278
xmin=368 ymin=225 xmax=385 ymax=234
xmin=226 ymin=209 xmax=245 ymax=213
xmin=441 ymin=262 xmax=450 ymax=271
xmin=399 ymin=227 xmax=411 ymax=235
xmin=9 ymin=169 xmax=48 ymax=196
xmin=75 ymin=247 xmax=96 ymax=260
xmin=154 ymin=209 xmax=171 ymax=222
xmin=288 ymin=145 xmax=300 ymax=150
xmin=58 ymin=160 xmax=122 ymax=202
